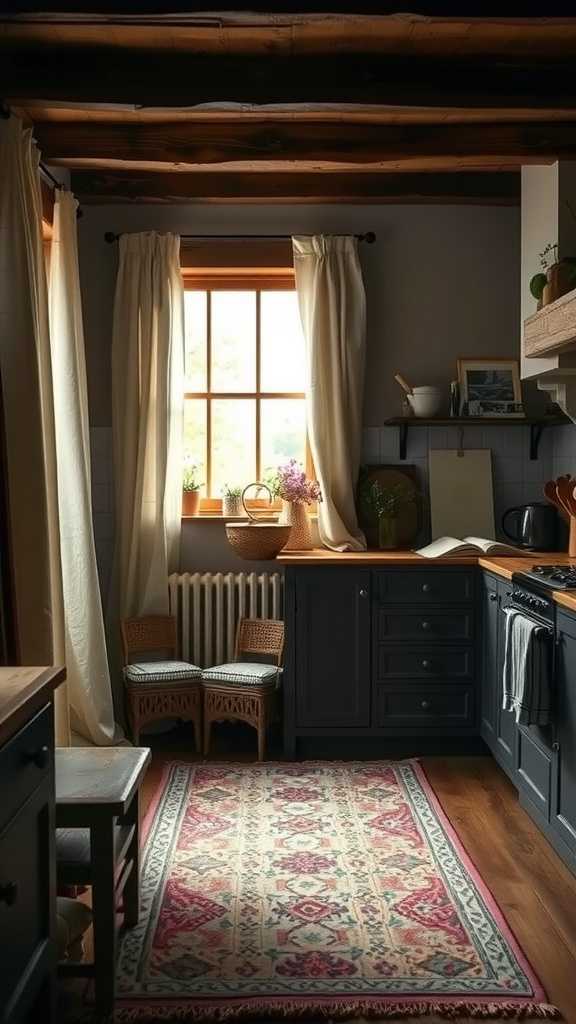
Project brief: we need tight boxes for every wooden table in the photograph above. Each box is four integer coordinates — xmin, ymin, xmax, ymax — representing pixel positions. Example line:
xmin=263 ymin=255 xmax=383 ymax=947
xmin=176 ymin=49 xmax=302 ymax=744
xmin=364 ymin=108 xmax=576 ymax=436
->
xmin=55 ymin=747 xmax=151 ymax=1017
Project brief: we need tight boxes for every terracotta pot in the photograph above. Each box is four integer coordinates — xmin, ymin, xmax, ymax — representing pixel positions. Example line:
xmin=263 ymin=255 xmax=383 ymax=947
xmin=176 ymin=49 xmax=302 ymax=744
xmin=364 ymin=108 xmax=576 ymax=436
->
xmin=279 ymin=500 xmax=313 ymax=551
xmin=182 ymin=489 xmax=200 ymax=516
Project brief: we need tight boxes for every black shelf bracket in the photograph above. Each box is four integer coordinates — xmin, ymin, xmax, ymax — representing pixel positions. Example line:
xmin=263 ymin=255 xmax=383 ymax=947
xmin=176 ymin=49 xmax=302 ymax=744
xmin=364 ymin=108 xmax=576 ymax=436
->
xmin=529 ymin=423 xmax=544 ymax=461
xmin=398 ymin=422 xmax=408 ymax=461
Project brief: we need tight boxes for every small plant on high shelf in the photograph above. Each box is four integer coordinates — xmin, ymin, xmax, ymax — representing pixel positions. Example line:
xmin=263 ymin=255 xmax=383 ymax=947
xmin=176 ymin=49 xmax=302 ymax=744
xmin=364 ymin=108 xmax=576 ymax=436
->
xmin=530 ymin=241 xmax=576 ymax=309
xmin=182 ymin=458 xmax=202 ymax=517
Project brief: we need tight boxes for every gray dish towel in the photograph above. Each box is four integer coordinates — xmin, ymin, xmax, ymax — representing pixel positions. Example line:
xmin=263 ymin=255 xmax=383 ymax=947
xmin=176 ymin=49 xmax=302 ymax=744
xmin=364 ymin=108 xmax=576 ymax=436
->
xmin=502 ymin=608 xmax=552 ymax=726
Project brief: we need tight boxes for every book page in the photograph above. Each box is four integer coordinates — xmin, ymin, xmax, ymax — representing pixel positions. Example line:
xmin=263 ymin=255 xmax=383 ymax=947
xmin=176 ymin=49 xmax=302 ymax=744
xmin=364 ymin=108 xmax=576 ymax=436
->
xmin=415 ymin=537 xmax=477 ymax=558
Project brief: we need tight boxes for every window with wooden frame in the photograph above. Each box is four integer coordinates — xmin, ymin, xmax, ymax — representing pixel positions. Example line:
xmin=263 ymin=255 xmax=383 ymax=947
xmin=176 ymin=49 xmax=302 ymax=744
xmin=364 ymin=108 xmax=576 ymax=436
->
xmin=181 ymin=241 xmax=310 ymax=515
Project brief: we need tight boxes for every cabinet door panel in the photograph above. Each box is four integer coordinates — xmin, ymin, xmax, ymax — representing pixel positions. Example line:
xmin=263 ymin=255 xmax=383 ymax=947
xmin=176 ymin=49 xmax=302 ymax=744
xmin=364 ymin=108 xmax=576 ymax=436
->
xmin=551 ymin=615 xmax=576 ymax=855
xmin=373 ymin=685 xmax=474 ymax=727
xmin=295 ymin=569 xmax=370 ymax=727
xmin=0 ymin=779 xmax=53 ymax=1021
xmin=495 ymin=582 xmax=518 ymax=776
xmin=481 ymin=578 xmax=499 ymax=748
xmin=517 ymin=726 xmax=552 ymax=817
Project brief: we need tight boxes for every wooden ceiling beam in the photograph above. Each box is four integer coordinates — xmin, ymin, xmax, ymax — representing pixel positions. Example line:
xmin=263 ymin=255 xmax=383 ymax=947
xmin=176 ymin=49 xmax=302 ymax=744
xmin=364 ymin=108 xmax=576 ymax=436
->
xmin=71 ymin=169 xmax=520 ymax=204
xmin=4 ymin=50 xmax=576 ymax=108
xmin=33 ymin=120 xmax=576 ymax=166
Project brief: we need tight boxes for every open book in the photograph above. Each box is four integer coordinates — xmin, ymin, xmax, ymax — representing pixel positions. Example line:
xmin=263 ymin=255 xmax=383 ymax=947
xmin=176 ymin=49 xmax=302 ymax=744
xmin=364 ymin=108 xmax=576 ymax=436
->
xmin=416 ymin=536 xmax=523 ymax=558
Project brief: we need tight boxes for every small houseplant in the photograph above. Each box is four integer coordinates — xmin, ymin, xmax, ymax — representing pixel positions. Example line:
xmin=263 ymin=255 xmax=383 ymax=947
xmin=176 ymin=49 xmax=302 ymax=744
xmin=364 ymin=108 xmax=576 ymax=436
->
xmin=182 ymin=459 xmax=202 ymax=516
xmin=360 ymin=477 xmax=416 ymax=550
xmin=530 ymin=242 xmax=576 ymax=309
xmin=267 ymin=459 xmax=322 ymax=551
xmin=221 ymin=484 xmax=243 ymax=518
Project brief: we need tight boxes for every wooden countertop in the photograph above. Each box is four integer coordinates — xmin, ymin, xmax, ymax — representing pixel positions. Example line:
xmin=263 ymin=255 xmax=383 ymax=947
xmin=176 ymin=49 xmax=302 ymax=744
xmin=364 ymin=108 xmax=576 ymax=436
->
xmin=279 ymin=549 xmax=576 ymax=613
xmin=0 ymin=666 xmax=66 ymax=747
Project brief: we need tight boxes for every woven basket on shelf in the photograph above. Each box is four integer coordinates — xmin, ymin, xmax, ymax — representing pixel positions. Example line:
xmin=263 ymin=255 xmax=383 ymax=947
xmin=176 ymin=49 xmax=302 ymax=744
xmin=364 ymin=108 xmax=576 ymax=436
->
xmin=225 ymin=483 xmax=291 ymax=560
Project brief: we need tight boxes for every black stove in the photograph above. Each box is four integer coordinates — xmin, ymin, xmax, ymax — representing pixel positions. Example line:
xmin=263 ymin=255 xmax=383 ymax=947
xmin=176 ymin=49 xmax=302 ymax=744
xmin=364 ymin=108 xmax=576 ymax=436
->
xmin=514 ymin=564 xmax=576 ymax=592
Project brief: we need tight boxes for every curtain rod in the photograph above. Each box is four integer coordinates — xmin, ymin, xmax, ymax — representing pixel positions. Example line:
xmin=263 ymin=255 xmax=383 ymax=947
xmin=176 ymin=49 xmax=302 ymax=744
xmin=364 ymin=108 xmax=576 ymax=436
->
xmin=104 ymin=231 xmax=376 ymax=244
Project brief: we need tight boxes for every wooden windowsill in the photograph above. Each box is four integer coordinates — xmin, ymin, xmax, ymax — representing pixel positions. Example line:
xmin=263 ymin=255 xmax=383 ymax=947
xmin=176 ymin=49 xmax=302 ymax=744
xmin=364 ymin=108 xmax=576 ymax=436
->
xmin=182 ymin=513 xmax=319 ymax=523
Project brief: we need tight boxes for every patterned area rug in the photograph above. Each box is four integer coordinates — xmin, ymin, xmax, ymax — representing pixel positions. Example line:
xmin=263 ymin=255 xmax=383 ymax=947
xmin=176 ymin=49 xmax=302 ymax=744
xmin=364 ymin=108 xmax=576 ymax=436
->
xmin=115 ymin=761 xmax=559 ymax=1022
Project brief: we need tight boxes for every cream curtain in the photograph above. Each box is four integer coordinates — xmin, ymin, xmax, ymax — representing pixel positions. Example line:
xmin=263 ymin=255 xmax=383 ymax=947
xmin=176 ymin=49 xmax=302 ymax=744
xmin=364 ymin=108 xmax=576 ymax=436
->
xmin=111 ymin=233 xmax=184 ymax=619
xmin=48 ymin=191 xmax=121 ymax=745
xmin=0 ymin=116 xmax=69 ymax=742
xmin=292 ymin=235 xmax=367 ymax=552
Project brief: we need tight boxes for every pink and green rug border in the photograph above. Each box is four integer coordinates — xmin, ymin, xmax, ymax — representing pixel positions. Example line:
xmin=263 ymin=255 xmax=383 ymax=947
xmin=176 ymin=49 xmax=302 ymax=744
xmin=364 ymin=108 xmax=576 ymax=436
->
xmin=115 ymin=759 xmax=561 ymax=1022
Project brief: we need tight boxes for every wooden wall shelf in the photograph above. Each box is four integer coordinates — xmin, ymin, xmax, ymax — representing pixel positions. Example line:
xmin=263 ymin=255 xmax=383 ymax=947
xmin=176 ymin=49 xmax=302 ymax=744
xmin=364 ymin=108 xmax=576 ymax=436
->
xmin=383 ymin=416 xmax=569 ymax=461
xmin=524 ymin=286 xmax=576 ymax=358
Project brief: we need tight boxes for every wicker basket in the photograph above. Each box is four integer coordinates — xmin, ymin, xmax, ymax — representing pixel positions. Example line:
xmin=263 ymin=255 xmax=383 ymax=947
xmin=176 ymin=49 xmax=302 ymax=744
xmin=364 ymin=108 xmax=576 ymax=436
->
xmin=225 ymin=483 xmax=291 ymax=560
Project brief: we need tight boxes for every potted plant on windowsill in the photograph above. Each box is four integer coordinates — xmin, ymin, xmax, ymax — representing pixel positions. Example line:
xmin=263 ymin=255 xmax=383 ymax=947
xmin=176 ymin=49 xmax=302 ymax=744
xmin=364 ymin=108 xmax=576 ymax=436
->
xmin=360 ymin=478 xmax=416 ymax=550
xmin=267 ymin=459 xmax=322 ymax=551
xmin=182 ymin=460 xmax=202 ymax=516
xmin=222 ymin=484 xmax=244 ymax=518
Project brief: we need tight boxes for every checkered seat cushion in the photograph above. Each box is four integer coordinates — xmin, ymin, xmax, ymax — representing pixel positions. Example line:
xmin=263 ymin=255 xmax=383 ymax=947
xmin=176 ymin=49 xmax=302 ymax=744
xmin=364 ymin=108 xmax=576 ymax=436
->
xmin=124 ymin=660 xmax=202 ymax=686
xmin=202 ymin=663 xmax=281 ymax=688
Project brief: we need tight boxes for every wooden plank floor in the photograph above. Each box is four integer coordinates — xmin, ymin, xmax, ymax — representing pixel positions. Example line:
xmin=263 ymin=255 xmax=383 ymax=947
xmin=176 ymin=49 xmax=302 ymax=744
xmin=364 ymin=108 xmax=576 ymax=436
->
xmin=139 ymin=724 xmax=576 ymax=1023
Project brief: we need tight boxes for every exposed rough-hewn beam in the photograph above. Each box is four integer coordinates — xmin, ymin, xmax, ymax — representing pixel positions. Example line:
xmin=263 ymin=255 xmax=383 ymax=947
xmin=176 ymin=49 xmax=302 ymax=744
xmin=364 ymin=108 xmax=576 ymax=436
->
xmin=4 ymin=50 xmax=576 ymax=108
xmin=33 ymin=120 xmax=576 ymax=166
xmin=71 ymin=169 xmax=520 ymax=204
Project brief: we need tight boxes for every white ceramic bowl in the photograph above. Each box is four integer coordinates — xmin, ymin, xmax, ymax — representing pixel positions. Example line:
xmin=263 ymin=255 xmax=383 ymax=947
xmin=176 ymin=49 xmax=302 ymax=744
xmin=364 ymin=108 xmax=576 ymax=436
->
xmin=407 ymin=386 xmax=443 ymax=418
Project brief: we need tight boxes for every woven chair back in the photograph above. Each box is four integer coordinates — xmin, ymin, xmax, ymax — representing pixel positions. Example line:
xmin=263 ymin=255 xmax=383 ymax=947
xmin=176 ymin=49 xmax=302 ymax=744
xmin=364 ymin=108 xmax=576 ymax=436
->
xmin=235 ymin=618 xmax=285 ymax=666
xmin=121 ymin=616 xmax=177 ymax=665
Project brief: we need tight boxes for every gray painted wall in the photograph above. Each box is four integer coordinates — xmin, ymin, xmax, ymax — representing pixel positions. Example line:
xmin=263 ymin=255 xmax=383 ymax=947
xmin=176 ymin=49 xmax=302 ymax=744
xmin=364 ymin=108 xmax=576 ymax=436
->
xmin=79 ymin=200 xmax=567 ymax=589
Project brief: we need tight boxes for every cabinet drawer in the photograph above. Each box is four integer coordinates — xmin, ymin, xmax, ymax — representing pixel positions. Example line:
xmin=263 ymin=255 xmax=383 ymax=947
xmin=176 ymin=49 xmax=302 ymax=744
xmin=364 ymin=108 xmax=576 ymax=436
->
xmin=373 ymin=685 xmax=474 ymax=727
xmin=376 ymin=645 xmax=474 ymax=680
xmin=374 ymin=569 xmax=474 ymax=605
xmin=0 ymin=705 xmax=52 ymax=833
xmin=375 ymin=608 xmax=473 ymax=643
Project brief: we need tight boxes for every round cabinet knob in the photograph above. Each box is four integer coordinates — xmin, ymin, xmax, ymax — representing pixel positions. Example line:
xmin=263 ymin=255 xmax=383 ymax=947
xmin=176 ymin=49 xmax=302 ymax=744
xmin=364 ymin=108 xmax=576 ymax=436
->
xmin=421 ymin=621 xmax=431 ymax=631
xmin=420 ymin=700 xmax=431 ymax=711
xmin=25 ymin=745 xmax=49 ymax=770
xmin=552 ymin=741 xmax=560 ymax=752
xmin=0 ymin=882 xmax=18 ymax=907
xmin=421 ymin=659 xmax=431 ymax=671
xmin=489 ymin=592 xmax=497 ymax=602
xmin=421 ymin=583 xmax=431 ymax=593
xmin=359 ymin=589 xmax=368 ymax=598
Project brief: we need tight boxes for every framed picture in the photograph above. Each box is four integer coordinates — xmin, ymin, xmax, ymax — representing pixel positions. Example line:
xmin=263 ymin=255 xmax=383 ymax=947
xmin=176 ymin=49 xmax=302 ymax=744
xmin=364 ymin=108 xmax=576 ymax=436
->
xmin=457 ymin=358 xmax=524 ymax=418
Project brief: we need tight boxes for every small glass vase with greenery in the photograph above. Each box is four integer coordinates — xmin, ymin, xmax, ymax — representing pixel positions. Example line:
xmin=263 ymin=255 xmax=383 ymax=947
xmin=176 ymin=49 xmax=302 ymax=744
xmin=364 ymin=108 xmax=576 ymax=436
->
xmin=182 ymin=459 xmax=202 ymax=516
xmin=360 ymin=478 xmax=416 ymax=550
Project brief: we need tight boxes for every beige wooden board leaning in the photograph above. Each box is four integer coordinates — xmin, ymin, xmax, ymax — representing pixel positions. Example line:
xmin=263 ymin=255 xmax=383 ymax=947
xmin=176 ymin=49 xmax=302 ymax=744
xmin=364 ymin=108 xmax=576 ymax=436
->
xmin=429 ymin=449 xmax=495 ymax=540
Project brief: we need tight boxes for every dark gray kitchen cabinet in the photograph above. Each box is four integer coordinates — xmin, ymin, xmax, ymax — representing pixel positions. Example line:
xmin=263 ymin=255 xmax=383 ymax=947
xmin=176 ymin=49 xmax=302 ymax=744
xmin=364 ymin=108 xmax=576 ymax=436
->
xmin=493 ymin=580 xmax=518 ymax=779
xmin=550 ymin=611 xmax=576 ymax=871
xmin=283 ymin=564 xmax=477 ymax=754
xmin=292 ymin=568 xmax=371 ymax=730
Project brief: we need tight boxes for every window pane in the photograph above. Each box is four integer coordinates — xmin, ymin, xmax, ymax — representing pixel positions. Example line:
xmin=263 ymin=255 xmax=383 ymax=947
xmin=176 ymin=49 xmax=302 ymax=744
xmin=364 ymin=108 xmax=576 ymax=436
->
xmin=261 ymin=291 xmax=306 ymax=392
xmin=211 ymin=291 xmax=256 ymax=392
xmin=183 ymin=399 xmax=207 ymax=496
xmin=212 ymin=399 xmax=256 ymax=495
xmin=184 ymin=291 xmax=207 ymax=392
xmin=261 ymin=399 xmax=307 ymax=479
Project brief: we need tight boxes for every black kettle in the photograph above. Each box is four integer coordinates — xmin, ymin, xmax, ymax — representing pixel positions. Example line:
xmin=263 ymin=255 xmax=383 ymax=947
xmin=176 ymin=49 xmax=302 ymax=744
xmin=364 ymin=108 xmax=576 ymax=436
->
xmin=501 ymin=502 xmax=557 ymax=550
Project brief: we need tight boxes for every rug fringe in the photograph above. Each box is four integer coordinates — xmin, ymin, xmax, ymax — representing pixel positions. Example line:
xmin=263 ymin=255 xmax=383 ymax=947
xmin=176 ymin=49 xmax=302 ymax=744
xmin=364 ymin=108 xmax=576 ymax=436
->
xmin=114 ymin=999 xmax=562 ymax=1022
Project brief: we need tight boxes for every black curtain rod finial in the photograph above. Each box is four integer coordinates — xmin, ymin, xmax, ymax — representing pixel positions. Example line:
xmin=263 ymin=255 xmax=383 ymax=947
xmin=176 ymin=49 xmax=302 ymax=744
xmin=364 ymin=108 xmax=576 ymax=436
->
xmin=104 ymin=231 xmax=118 ymax=244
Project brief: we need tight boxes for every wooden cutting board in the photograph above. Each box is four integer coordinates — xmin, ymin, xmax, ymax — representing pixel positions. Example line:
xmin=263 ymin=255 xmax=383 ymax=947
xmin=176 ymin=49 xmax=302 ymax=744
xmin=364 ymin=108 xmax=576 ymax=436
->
xmin=357 ymin=464 xmax=421 ymax=547
xmin=429 ymin=449 xmax=495 ymax=539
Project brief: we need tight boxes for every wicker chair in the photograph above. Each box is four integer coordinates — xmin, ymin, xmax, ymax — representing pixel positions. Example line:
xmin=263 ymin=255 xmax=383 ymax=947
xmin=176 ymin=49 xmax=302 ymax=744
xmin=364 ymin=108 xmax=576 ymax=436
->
xmin=121 ymin=615 xmax=202 ymax=746
xmin=202 ymin=618 xmax=285 ymax=761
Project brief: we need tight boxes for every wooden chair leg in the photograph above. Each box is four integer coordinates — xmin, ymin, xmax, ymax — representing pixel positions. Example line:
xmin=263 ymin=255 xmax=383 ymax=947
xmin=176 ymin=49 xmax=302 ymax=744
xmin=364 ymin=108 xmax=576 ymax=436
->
xmin=257 ymin=696 xmax=267 ymax=762
xmin=193 ymin=710 xmax=202 ymax=753
xmin=130 ymin=697 xmax=140 ymax=745
xmin=203 ymin=714 xmax=212 ymax=757
xmin=123 ymin=793 xmax=140 ymax=928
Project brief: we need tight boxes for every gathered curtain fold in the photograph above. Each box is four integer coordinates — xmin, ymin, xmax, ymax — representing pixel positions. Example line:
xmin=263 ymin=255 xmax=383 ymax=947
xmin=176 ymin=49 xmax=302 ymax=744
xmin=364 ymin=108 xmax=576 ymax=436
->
xmin=48 ymin=190 xmax=121 ymax=745
xmin=0 ymin=116 xmax=69 ymax=743
xmin=292 ymin=235 xmax=367 ymax=552
xmin=111 ymin=232 xmax=184 ymax=619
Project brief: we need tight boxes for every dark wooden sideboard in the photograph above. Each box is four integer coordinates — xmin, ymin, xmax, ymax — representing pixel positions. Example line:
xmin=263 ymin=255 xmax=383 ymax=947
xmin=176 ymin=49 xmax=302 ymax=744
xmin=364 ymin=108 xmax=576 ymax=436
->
xmin=0 ymin=666 xmax=64 ymax=1024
